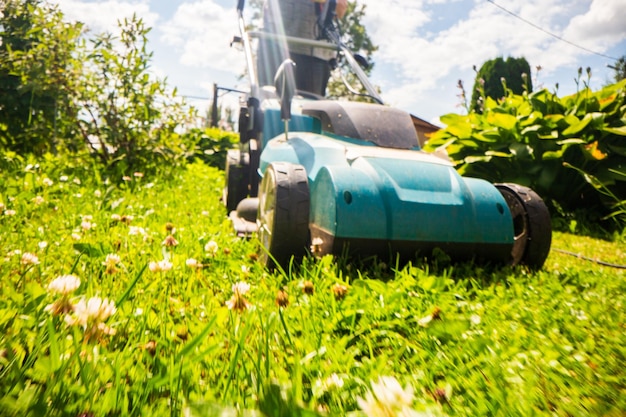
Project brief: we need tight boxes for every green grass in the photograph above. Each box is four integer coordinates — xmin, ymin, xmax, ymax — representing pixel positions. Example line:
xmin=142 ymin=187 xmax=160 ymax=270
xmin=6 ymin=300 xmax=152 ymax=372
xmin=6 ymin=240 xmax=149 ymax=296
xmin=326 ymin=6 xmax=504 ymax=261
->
xmin=1 ymin=160 xmax=624 ymax=416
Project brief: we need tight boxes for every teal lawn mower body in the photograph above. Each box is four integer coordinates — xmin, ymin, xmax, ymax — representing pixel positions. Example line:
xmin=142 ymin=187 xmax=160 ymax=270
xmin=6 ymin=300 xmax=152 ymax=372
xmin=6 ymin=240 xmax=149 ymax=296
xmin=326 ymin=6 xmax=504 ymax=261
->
xmin=225 ymin=1 xmax=552 ymax=270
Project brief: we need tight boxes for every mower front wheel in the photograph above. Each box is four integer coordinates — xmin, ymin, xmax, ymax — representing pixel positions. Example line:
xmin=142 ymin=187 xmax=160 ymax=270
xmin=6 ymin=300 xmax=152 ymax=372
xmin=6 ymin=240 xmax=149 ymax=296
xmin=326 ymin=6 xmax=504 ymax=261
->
xmin=257 ymin=162 xmax=310 ymax=269
xmin=224 ymin=149 xmax=249 ymax=212
xmin=496 ymin=183 xmax=552 ymax=270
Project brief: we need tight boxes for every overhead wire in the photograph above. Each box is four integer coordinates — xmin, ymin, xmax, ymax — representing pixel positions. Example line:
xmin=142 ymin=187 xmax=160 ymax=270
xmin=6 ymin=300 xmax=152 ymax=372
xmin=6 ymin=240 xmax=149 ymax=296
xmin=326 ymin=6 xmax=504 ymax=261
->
xmin=486 ymin=0 xmax=619 ymax=61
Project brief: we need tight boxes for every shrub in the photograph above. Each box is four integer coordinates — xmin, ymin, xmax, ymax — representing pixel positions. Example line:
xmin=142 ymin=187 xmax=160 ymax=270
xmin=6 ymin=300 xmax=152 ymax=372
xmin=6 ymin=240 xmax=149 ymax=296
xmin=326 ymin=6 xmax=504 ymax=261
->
xmin=424 ymin=78 xmax=626 ymax=226
xmin=182 ymin=127 xmax=239 ymax=170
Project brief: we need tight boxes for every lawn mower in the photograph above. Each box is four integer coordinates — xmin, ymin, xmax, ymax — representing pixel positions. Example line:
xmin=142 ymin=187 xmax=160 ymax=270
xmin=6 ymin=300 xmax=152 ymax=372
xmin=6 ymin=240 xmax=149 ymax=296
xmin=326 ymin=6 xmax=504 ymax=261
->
xmin=224 ymin=0 xmax=552 ymax=270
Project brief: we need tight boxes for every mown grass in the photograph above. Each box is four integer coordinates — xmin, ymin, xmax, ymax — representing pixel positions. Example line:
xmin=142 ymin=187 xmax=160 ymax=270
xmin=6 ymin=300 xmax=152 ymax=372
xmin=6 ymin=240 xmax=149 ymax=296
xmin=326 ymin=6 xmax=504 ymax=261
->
xmin=1 ymin=159 xmax=624 ymax=416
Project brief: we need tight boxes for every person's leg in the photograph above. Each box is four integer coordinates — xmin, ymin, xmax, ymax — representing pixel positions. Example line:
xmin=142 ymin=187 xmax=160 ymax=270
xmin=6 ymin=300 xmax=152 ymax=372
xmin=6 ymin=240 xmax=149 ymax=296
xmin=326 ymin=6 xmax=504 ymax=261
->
xmin=291 ymin=53 xmax=330 ymax=96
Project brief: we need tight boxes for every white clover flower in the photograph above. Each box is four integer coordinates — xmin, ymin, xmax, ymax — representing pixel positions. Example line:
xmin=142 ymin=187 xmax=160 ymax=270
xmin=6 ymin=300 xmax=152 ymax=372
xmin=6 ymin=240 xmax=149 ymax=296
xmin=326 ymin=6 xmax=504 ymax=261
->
xmin=71 ymin=233 xmax=82 ymax=241
xmin=66 ymin=296 xmax=116 ymax=328
xmin=103 ymin=254 xmax=121 ymax=274
xmin=129 ymin=226 xmax=146 ymax=236
xmin=81 ymin=220 xmax=95 ymax=231
xmin=4 ymin=209 xmax=16 ymax=216
xmin=357 ymin=376 xmax=416 ymax=417
xmin=38 ymin=241 xmax=48 ymax=249
xmin=186 ymin=258 xmax=201 ymax=269
xmin=226 ymin=281 xmax=252 ymax=312
xmin=48 ymin=274 xmax=81 ymax=295
xmin=42 ymin=178 xmax=54 ymax=186
xmin=73 ymin=177 xmax=81 ymax=185
xmin=21 ymin=252 xmax=40 ymax=265
xmin=94 ymin=190 xmax=102 ymax=198
xmin=111 ymin=214 xmax=121 ymax=222
xmin=232 ymin=281 xmax=250 ymax=296
xmin=204 ymin=240 xmax=218 ymax=255
xmin=104 ymin=253 xmax=121 ymax=266
xmin=162 ymin=235 xmax=178 ymax=247
xmin=149 ymin=259 xmax=173 ymax=273
xmin=32 ymin=196 xmax=45 ymax=205
xmin=59 ymin=175 xmax=68 ymax=182
xmin=326 ymin=373 xmax=345 ymax=389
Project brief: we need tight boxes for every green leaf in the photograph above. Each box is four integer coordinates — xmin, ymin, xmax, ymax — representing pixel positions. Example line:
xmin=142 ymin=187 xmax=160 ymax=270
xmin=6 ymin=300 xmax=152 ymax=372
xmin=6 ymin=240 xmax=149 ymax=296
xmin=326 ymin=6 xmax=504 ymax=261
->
xmin=603 ymin=126 xmax=626 ymax=136
xmin=487 ymin=112 xmax=517 ymax=130
xmin=72 ymin=242 xmax=103 ymax=257
xmin=556 ymin=138 xmax=585 ymax=146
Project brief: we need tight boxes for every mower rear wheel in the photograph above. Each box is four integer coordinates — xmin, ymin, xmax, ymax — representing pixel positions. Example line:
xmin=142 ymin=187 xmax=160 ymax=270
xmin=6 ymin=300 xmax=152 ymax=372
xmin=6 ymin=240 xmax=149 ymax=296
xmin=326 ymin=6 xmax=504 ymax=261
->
xmin=224 ymin=149 xmax=249 ymax=212
xmin=257 ymin=162 xmax=310 ymax=269
xmin=496 ymin=183 xmax=552 ymax=270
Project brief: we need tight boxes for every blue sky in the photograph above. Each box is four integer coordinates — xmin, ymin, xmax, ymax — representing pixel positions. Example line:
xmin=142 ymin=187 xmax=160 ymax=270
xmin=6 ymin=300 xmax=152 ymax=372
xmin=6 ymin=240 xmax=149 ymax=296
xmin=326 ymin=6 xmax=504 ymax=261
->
xmin=53 ymin=0 xmax=626 ymax=125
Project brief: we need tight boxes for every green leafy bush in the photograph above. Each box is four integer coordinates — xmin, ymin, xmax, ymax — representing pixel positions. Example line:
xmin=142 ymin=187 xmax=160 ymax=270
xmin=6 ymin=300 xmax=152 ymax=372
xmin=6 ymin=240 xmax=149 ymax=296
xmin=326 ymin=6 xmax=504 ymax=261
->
xmin=424 ymin=79 xmax=626 ymax=226
xmin=0 ymin=2 xmax=196 ymax=183
xmin=0 ymin=0 xmax=83 ymax=154
xmin=182 ymin=127 xmax=239 ymax=169
xmin=71 ymin=15 xmax=196 ymax=181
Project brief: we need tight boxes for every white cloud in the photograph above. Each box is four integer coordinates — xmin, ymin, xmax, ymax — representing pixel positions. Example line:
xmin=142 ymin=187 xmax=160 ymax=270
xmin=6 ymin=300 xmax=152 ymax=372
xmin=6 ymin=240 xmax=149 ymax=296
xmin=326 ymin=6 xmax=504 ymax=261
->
xmin=355 ymin=0 xmax=625 ymax=119
xmin=159 ymin=1 xmax=243 ymax=71
xmin=47 ymin=0 xmax=626 ymax=122
xmin=563 ymin=0 xmax=626 ymax=47
xmin=52 ymin=0 xmax=158 ymax=34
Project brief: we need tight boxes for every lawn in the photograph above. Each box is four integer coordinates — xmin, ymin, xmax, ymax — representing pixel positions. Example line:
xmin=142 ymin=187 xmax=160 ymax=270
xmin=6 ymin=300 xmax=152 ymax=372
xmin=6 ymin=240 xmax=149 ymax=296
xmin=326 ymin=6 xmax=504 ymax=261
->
xmin=1 ymin=160 xmax=624 ymax=416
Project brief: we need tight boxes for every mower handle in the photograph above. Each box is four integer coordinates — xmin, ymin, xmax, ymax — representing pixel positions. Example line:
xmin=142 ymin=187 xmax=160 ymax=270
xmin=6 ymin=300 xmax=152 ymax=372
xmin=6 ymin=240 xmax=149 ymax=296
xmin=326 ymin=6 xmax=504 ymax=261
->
xmin=237 ymin=0 xmax=245 ymax=13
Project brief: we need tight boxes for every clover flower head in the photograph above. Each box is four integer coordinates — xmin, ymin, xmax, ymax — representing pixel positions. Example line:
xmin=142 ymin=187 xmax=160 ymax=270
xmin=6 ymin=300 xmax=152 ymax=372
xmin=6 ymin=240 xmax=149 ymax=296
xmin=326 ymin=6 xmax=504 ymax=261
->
xmin=275 ymin=289 xmax=289 ymax=307
xmin=66 ymin=296 xmax=116 ymax=328
xmin=149 ymin=259 xmax=173 ymax=273
xmin=129 ymin=226 xmax=146 ymax=236
xmin=21 ymin=252 xmax=40 ymax=265
xmin=186 ymin=258 xmax=202 ymax=269
xmin=204 ymin=240 xmax=218 ymax=255
xmin=43 ymin=178 xmax=54 ymax=187
xmin=162 ymin=235 xmax=178 ymax=247
xmin=48 ymin=274 xmax=81 ymax=295
xmin=332 ymin=283 xmax=348 ymax=300
xmin=357 ymin=376 xmax=416 ymax=417
xmin=323 ymin=373 xmax=345 ymax=390
xmin=64 ymin=296 xmax=117 ymax=341
xmin=79 ymin=297 xmax=115 ymax=322
xmin=103 ymin=254 xmax=121 ymax=274
xmin=81 ymin=220 xmax=95 ymax=231
xmin=104 ymin=254 xmax=121 ymax=267
xmin=226 ymin=281 xmax=252 ymax=312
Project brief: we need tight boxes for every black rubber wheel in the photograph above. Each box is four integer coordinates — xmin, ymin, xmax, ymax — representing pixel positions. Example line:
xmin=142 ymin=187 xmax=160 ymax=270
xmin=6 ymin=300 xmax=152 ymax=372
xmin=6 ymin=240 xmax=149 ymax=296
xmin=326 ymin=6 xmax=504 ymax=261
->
xmin=224 ymin=149 xmax=249 ymax=212
xmin=257 ymin=162 xmax=310 ymax=269
xmin=496 ymin=183 xmax=552 ymax=270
